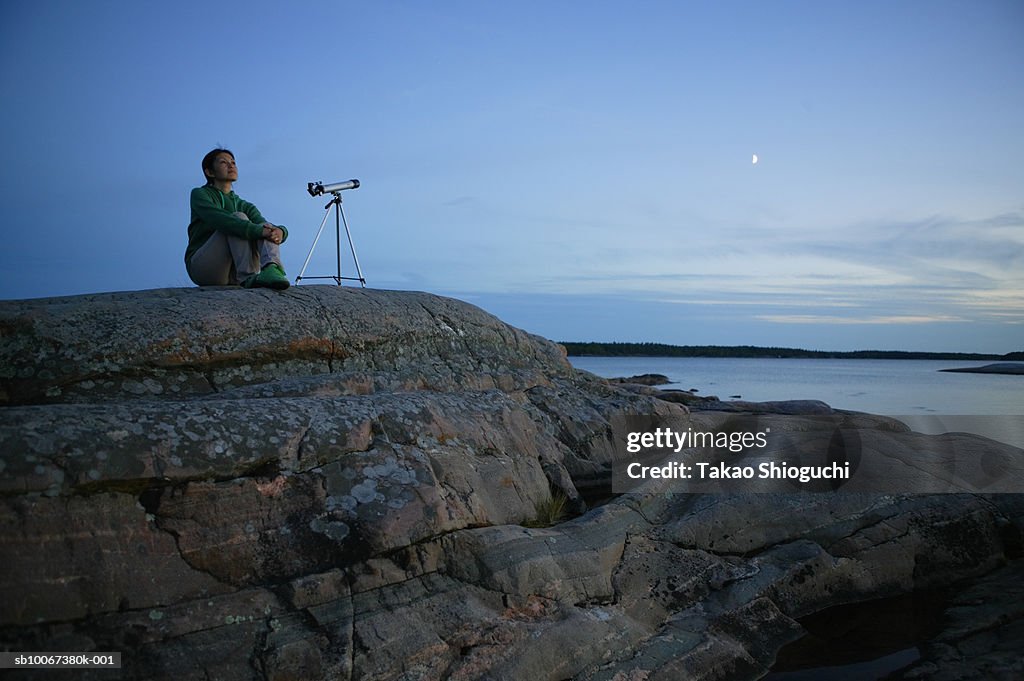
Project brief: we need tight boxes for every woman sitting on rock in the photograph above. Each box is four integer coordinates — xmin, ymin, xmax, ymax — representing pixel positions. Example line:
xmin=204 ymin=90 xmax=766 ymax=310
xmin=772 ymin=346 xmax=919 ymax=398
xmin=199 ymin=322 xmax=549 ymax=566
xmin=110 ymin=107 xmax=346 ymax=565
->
xmin=185 ymin=148 xmax=291 ymax=290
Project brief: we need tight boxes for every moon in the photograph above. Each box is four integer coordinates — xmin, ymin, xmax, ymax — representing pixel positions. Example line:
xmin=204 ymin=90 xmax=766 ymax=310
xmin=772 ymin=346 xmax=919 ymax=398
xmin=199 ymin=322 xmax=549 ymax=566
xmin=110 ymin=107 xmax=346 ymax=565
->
xmin=752 ymin=154 xmax=758 ymax=165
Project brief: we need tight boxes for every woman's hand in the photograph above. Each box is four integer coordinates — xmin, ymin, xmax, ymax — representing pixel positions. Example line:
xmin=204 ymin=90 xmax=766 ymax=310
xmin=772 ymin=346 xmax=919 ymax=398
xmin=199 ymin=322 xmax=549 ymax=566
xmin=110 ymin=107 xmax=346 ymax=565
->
xmin=262 ymin=224 xmax=284 ymax=244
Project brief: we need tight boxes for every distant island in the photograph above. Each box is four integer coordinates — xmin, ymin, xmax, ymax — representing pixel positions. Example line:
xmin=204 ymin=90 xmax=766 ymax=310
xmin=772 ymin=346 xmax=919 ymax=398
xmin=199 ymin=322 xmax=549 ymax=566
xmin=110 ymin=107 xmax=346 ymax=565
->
xmin=939 ymin=363 xmax=1024 ymax=375
xmin=561 ymin=341 xmax=1024 ymax=361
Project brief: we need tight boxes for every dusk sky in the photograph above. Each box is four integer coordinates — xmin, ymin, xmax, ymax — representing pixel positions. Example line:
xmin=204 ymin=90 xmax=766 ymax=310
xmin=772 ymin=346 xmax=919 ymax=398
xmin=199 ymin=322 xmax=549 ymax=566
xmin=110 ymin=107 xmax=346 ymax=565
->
xmin=2 ymin=1 xmax=1021 ymax=353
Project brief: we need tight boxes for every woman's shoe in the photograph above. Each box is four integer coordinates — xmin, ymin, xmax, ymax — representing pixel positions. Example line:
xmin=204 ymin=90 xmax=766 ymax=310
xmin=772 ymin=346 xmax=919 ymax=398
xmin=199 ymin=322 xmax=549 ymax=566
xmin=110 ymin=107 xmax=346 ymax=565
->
xmin=243 ymin=264 xmax=290 ymax=290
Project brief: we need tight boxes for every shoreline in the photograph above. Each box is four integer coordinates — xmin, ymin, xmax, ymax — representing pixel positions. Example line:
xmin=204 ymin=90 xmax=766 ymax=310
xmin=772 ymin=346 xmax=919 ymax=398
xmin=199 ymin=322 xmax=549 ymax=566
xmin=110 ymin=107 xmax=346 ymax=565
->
xmin=561 ymin=341 xmax=1022 ymax=361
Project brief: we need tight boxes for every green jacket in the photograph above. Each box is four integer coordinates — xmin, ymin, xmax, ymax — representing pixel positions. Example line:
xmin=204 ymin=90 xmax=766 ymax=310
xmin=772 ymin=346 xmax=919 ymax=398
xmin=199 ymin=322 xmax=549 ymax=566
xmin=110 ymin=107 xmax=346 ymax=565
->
xmin=185 ymin=185 xmax=289 ymax=264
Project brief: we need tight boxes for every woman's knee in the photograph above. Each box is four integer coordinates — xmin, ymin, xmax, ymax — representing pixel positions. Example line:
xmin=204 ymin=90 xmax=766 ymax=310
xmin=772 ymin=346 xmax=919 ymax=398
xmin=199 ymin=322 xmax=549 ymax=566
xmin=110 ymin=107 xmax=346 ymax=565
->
xmin=233 ymin=211 xmax=250 ymax=221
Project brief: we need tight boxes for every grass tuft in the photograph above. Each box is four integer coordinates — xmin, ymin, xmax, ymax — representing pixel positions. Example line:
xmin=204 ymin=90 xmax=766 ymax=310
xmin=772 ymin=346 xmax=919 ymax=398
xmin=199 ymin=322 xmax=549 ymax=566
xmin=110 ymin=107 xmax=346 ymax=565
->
xmin=524 ymin=491 xmax=569 ymax=528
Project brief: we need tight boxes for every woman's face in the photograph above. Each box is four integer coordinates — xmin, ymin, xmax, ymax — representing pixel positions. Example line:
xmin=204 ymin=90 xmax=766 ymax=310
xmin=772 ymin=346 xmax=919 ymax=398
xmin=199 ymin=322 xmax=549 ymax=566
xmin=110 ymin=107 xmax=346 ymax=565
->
xmin=206 ymin=153 xmax=238 ymax=183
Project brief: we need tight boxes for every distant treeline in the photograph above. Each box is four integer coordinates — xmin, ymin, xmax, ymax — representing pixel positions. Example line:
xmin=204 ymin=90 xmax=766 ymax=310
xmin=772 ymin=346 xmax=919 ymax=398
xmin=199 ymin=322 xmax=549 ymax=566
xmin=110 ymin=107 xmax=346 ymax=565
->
xmin=560 ymin=342 xmax=1024 ymax=361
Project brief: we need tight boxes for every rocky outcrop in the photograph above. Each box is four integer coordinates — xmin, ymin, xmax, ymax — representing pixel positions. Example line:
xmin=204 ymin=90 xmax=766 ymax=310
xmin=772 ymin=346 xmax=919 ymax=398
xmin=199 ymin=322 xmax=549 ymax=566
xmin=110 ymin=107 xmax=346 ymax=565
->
xmin=608 ymin=374 xmax=671 ymax=387
xmin=1 ymin=286 xmax=1022 ymax=680
xmin=624 ymin=386 xmax=835 ymax=415
xmin=0 ymin=287 xmax=571 ymax=406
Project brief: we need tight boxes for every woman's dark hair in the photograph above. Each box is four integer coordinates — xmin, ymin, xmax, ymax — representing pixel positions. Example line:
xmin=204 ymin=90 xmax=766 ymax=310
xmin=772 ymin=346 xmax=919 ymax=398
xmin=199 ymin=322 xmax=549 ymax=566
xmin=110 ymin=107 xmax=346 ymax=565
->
xmin=201 ymin=148 xmax=234 ymax=184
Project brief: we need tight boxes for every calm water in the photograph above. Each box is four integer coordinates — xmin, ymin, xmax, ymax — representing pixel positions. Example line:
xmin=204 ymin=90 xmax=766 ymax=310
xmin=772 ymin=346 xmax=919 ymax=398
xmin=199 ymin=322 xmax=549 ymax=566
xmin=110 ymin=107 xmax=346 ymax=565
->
xmin=569 ymin=357 xmax=1023 ymax=447
xmin=569 ymin=357 xmax=1020 ymax=415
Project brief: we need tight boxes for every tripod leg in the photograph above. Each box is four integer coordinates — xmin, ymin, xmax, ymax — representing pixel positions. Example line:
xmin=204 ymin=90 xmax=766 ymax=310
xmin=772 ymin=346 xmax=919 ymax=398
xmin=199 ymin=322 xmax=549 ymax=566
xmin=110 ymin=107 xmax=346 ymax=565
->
xmin=339 ymin=204 xmax=367 ymax=287
xmin=335 ymin=202 xmax=342 ymax=286
xmin=296 ymin=205 xmax=333 ymax=283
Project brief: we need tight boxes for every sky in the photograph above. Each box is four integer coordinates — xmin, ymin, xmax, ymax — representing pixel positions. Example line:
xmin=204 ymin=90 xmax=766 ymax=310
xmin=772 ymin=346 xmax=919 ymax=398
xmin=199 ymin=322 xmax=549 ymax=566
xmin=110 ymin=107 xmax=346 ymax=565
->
xmin=1 ymin=1 xmax=1022 ymax=353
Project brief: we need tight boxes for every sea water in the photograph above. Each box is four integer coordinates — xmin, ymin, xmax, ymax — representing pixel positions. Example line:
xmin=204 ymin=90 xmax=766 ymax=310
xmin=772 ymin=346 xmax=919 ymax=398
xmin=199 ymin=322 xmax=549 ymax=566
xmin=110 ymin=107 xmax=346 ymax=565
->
xmin=568 ymin=356 xmax=1023 ymax=448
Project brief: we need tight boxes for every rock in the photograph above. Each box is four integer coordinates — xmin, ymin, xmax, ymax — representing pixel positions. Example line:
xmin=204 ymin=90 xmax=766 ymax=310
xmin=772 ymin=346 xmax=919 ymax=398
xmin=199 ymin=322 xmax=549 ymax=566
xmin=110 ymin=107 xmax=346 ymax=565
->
xmin=690 ymin=398 xmax=834 ymax=415
xmin=891 ymin=559 xmax=1024 ymax=681
xmin=0 ymin=492 xmax=229 ymax=627
xmin=0 ymin=287 xmax=570 ymax=406
xmin=939 ymin=363 xmax=1024 ymax=375
xmin=650 ymin=393 xmax=838 ymax=416
xmin=1 ymin=286 xmax=1022 ymax=680
xmin=653 ymin=389 xmax=717 ymax=406
xmin=609 ymin=374 xmax=671 ymax=386
xmin=606 ymin=382 xmax=661 ymax=396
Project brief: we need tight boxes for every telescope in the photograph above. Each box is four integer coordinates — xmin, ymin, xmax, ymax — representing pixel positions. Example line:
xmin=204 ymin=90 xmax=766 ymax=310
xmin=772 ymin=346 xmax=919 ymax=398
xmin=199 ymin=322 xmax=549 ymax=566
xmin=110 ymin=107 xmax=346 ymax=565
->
xmin=307 ymin=179 xmax=360 ymax=196
xmin=296 ymin=178 xmax=367 ymax=287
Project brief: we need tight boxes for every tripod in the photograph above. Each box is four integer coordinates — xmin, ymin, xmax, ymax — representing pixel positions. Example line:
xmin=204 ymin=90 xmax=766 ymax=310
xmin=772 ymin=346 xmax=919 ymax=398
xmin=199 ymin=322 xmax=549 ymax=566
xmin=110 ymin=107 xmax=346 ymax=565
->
xmin=295 ymin=191 xmax=366 ymax=287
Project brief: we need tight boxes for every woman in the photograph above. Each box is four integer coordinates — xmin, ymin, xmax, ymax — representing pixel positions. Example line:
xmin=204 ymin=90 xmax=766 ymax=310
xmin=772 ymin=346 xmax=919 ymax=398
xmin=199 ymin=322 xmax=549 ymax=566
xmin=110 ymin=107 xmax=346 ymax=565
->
xmin=185 ymin=148 xmax=291 ymax=290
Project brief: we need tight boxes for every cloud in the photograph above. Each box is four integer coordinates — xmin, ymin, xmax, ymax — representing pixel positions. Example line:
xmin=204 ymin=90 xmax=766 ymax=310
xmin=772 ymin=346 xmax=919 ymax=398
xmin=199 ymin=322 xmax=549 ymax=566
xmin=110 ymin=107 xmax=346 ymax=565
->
xmin=756 ymin=314 xmax=966 ymax=325
xmin=376 ymin=203 xmax=1022 ymax=340
xmin=493 ymin=209 xmax=1023 ymax=324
